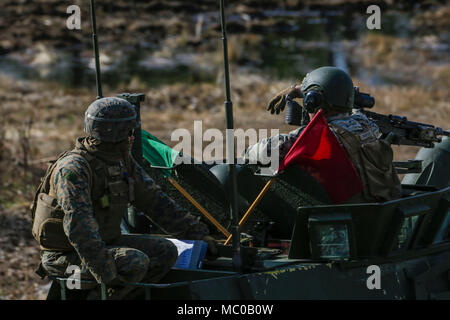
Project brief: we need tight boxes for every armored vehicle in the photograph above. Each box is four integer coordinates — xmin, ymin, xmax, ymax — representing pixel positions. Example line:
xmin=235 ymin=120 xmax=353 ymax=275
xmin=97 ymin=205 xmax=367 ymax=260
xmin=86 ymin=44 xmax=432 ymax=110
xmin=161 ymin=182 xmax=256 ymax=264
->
xmin=136 ymin=138 xmax=450 ymax=300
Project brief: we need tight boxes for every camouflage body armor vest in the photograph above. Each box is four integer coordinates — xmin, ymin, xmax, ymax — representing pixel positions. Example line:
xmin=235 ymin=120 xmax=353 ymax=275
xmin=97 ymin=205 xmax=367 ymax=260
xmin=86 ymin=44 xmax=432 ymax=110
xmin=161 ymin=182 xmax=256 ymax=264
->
xmin=329 ymin=122 xmax=401 ymax=203
xmin=31 ymin=141 xmax=134 ymax=251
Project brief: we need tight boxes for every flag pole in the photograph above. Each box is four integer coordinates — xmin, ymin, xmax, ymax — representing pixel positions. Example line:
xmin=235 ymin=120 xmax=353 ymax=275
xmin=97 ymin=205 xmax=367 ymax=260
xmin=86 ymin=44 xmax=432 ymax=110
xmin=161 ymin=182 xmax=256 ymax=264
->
xmin=224 ymin=178 xmax=274 ymax=245
xmin=167 ymin=176 xmax=231 ymax=238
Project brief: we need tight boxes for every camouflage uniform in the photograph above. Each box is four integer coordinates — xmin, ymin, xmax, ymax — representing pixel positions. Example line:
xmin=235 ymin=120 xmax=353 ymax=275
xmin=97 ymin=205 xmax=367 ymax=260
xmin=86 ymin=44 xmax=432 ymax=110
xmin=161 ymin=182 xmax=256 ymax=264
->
xmin=31 ymin=97 xmax=210 ymax=299
xmin=36 ymin=137 xmax=209 ymax=298
xmin=41 ymin=235 xmax=178 ymax=296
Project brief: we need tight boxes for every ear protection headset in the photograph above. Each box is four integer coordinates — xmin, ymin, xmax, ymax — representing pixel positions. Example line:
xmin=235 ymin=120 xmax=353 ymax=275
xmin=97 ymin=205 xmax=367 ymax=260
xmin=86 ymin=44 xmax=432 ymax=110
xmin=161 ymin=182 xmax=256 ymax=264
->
xmin=303 ymin=89 xmax=323 ymax=113
xmin=285 ymin=87 xmax=323 ymax=126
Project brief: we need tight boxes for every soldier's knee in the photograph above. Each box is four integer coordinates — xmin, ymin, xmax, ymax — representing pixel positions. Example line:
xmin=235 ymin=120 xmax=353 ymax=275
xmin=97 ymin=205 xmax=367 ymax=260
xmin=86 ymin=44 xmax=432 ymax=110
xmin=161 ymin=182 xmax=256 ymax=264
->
xmin=132 ymin=251 xmax=151 ymax=276
xmin=115 ymin=248 xmax=150 ymax=279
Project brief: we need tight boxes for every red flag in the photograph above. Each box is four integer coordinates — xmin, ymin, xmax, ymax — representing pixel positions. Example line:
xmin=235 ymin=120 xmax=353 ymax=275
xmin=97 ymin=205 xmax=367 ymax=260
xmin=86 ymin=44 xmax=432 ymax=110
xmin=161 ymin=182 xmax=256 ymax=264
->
xmin=277 ymin=109 xmax=363 ymax=204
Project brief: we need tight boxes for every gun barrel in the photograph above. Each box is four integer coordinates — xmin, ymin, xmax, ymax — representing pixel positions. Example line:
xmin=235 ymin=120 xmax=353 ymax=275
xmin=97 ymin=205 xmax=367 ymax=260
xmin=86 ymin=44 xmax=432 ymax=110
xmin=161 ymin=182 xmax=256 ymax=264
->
xmin=437 ymin=128 xmax=450 ymax=137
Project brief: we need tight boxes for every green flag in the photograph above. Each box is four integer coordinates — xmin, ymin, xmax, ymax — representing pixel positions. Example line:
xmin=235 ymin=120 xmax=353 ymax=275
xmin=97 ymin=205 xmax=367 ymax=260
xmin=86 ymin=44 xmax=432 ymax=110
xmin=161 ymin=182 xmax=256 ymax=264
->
xmin=141 ymin=129 xmax=180 ymax=177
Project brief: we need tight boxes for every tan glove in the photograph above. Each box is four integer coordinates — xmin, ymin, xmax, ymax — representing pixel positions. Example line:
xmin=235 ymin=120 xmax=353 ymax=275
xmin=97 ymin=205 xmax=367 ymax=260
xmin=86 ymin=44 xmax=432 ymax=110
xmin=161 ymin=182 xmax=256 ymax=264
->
xmin=267 ymin=85 xmax=302 ymax=114
xmin=203 ymin=235 xmax=218 ymax=260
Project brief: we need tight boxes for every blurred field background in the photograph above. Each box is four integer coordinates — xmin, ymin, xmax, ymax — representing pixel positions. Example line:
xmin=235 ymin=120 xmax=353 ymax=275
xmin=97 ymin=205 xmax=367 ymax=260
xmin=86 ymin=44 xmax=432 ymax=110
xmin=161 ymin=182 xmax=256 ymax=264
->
xmin=0 ymin=0 xmax=449 ymax=299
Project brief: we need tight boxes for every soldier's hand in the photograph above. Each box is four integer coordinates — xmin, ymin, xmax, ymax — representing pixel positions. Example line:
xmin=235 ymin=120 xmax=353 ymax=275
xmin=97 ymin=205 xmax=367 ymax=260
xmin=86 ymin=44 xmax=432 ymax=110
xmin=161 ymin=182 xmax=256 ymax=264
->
xmin=203 ymin=235 xmax=218 ymax=261
xmin=267 ymin=85 xmax=302 ymax=115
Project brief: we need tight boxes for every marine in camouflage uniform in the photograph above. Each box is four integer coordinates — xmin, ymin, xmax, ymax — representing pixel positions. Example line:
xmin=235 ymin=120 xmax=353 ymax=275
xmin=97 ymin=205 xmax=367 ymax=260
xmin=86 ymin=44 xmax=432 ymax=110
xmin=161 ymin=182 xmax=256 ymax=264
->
xmin=32 ymin=97 xmax=214 ymax=299
xmin=245 ymin=66 xmax=401 ymax=204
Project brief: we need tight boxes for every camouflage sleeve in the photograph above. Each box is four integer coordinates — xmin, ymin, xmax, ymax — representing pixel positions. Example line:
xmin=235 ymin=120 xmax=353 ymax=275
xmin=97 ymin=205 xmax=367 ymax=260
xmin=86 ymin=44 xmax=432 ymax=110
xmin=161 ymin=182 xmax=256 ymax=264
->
xmin=53 ymin=155 xmax=117 ymax=284
xmin=132 ymin=160 xmax=209 ymax=240
xmin=244 ymin=127 xmax=305 ymax=163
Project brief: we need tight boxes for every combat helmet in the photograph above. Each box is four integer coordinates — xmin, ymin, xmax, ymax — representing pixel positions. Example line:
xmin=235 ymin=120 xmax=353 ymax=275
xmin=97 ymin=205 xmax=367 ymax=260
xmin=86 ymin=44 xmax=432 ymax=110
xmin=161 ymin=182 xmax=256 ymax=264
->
xmin=84 ymin=97 xmax=138 ymax=142
xmin=300 ymin=66 xmax=354 ymax=112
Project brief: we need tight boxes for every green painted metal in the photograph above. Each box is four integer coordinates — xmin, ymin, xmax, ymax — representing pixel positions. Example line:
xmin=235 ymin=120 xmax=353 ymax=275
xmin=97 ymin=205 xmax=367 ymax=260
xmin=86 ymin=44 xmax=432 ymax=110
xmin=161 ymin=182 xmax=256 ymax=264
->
xmin=403 ymin=137 xmax=450 ymax=188
xmin=143 ymin=186 xmax=450 ymax=300
xmin=45 ymin=176 xmax=450 ymax=300
xmin=101 ymin=282 xmax=107 ymax=300
xmin=290 ymin=187 xmax=450 ymax=260
xmin=59 ymin=279 xmax=66 ymax=300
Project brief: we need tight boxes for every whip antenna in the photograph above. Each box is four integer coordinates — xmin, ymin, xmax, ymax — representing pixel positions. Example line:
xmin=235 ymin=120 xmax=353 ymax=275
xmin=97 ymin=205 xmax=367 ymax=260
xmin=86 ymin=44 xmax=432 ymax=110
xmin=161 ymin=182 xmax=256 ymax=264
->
xmin=219 ymin=0 xmax=242 ymax=272
xmin=90 ymin=0 xmax=103 ymax=99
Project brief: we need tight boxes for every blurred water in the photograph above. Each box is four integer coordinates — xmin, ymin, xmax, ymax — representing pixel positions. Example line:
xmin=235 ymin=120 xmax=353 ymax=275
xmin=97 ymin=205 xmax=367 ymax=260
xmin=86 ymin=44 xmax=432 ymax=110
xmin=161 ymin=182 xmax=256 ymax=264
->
xmin=0 ymin=9 xmax=419 ymax=89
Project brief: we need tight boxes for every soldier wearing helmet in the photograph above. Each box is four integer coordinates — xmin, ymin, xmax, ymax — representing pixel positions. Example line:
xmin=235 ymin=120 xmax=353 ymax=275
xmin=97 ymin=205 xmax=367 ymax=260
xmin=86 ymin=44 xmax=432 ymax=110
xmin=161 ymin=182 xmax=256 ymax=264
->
xmin=31 ymin=97 xmax=216 ymax=299
xmin=245 ymin=66 xmax=401 ymax=203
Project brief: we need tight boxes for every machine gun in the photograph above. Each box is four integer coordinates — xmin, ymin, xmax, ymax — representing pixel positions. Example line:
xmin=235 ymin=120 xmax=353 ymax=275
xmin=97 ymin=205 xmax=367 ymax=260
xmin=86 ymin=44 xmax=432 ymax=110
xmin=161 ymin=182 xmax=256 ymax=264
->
xmin=353 ymin=87 xmax=450 ymax=148
xmin=285 ymin=86 xmax=449 ymax=149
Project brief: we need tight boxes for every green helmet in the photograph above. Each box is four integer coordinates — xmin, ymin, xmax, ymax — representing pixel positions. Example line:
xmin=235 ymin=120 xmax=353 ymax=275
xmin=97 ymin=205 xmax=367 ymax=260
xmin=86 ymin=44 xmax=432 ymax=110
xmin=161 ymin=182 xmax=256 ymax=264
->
xmin=300 ymin=66 xmax=354 ymax=111
xmin=84 ymin=97 xmax=138 ymax=142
